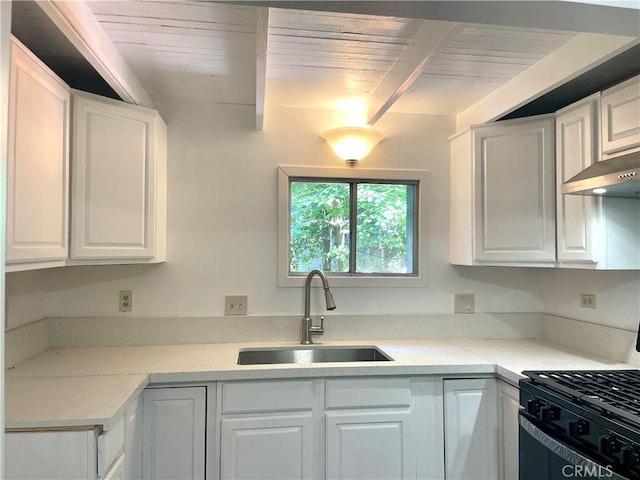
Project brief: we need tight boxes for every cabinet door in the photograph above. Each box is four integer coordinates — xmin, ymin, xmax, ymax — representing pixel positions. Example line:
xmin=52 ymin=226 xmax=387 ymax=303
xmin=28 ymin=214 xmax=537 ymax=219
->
xmin=103 ymin=454 xmax=125 ymax=480
xmin=444 ymin=378 xmax=498 ymax=480
xmin=601 ymin=75 xmax=640 ymax=156
xmin=6 ymin=37 xmax=69 ymax=270
xmin=125 ymin=395 xmax=143 ymax=480
xmin=473 ymin=117 xmax=556 ymax=263
xmin=555 ymin=96 xmax=599 ymax=264
xmin=70 ymin=92 xmax=167 ymax=263
xmin=5 ymin=429 xmax=98 ymax=479
xmin=142 ymin=387 xmax=206 ymax=480
xmin=220 ymin=414 xmax=314 ymax=479
xmin=497 ymin=381 xmax=520 ymax=480
xmin=325 ymin=409 xmax=415 ymax=480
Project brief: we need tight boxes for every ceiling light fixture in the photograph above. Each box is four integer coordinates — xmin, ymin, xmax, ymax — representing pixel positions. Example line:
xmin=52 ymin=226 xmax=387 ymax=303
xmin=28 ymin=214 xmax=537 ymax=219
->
xmin=320 ymin=126 xmax=383 ymax=166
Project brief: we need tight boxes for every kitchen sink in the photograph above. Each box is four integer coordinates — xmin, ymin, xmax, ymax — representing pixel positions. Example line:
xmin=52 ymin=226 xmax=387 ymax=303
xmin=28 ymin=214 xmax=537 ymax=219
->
xmin=237 ymin=346 xmax=393 ymax=365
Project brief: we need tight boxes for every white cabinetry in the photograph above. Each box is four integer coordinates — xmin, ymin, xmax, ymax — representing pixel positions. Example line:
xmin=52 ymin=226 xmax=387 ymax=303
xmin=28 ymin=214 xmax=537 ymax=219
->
xmin=324 ymin=377 xmax=417 ymax=480
xmin=218 ymin=379 xmax=321 ymax=479
xmin=443 ymin=378 xmax=499 ymax=480
xmin=217 ymin=376 xmax=441 ymax=480
xmin=6 ymin=37 xmax=70 ymax=272
xmin=450 ymin=116 xmax=556 ymax=266
xmin=556 ymin=95 xmax=640 ymax=270
xmin=124 ymin=394 xmax=143 ymax=479
xmin=70 ymin=91 xmax=167 ymax=264
xmin=601 ymin=75 xmax=640 ymax=157
xmin=5 ymin=428 xmax=99 ymax=479
xmin=6 ymin=38 xmax=167 ymax=271
xmin=6 ymin=413 xmax=126 ymax=480
xmin=142 ymin=386 xmax=206 ymax=479
xmin=556 ymin=95 xmax=600 ymax=266
xmin=497 ymin=381 xmax=520 ymax=480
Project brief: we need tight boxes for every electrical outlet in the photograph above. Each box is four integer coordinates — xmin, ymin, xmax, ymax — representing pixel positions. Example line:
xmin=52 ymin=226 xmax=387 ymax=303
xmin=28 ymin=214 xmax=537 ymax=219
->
xmin=119 ymin=290 xmax=133 ymax=313
xmin=225 ymin=295 xmax=248 ymax=315
xmin=580 ymin=294 xmax=596 ymax=309
xmin=454 ymin=293 xmax=475 ymax=314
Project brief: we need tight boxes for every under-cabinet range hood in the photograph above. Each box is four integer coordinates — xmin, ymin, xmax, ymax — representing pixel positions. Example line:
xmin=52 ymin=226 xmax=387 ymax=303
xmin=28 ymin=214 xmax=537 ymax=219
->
xmin=562 ymin=151 xmax=640 ymax=198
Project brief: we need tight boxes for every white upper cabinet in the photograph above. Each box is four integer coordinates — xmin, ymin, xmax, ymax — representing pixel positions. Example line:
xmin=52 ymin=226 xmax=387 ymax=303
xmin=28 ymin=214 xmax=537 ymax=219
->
xmin=450 ymin=115 xmax=556 ymax=266
xmin=557 ymin=95 xmax=640 ymax=270
xmin=70 ymin=91 xmax=167 ymax=264
xmin=6 ymin=37 xmax=70 ymax=272
xmin=6 ymin=39 xmax=167 ymax=271
xmin=556 ymin=95 xmax=600 ymax=265
xmin=600 ymin=74 xmax=640 ymax=158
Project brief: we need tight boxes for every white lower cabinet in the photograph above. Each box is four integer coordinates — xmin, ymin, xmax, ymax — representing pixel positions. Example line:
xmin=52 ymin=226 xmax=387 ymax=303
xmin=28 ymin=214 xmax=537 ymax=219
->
xmin=220 ymin=414 xmax=315 ymax=479
xmin=325 ymin=409 xmax=414 ymax=480
xmin=6 ymin=375 xmax=517 ymax=480
xmin=443 ymin=378 xmax=499 ymax=480
xmin=142 ymin=386 xmax=207 ymax=479
xmin=325 ymin=377 xmax=417 ymax=480
xmin=217 ymin=379 xmax=322 ymax=479
xmin=5 ymin=414 xmax=126 ymax=480
xmin=124 ymin=394 xmax=143 ymax=479
xmin=103 ymin=454 xmax=125 ymax=480
xmin=216 ymin=376 xmax=442 ymax=480
xmin=5 ymin=428 xmax=100 ymax=479
xmin=497 ymin=381 xmax=520 ymax=480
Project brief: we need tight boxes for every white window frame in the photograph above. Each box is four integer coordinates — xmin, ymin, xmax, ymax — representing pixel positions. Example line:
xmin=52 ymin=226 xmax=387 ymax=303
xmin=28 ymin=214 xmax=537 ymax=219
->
xmin=278 ymin=166 xmax=430 ymax=288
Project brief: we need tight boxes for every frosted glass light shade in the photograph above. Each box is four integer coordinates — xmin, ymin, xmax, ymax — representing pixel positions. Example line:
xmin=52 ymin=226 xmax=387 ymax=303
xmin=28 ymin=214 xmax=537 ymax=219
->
xmin=321 ymin=127 xmax=383 ymax=165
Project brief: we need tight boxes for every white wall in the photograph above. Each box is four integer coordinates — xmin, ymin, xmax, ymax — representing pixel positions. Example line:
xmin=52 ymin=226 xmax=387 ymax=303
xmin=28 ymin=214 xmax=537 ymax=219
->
xmin=539 ymin=269 xmax=639 ymax=331
xmin=5 ymin=101 xmax=550 ymax=328
xmin=5 ymin=100 xmax=638 ymax=332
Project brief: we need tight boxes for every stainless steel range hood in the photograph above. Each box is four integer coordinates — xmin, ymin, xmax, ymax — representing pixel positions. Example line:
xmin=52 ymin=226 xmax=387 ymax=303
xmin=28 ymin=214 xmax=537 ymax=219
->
xmin=562 ymin=151 xmax=640 ymax=199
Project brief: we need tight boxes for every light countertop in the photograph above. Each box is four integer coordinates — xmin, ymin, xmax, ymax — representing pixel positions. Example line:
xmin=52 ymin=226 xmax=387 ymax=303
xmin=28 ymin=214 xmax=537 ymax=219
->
xmin=5 ymin=338 xmax=635 ymax=430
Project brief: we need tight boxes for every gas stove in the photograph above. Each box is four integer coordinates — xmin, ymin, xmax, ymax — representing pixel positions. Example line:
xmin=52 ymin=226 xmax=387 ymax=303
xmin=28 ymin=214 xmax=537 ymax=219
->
xmin=520 ymin=369 xmax=640 ymax=479
xmin=524 ymin=370 xmax=640 ymax=429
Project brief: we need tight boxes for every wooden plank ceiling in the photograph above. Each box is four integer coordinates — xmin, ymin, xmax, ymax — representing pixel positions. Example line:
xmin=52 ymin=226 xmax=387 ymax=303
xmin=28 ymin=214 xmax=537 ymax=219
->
xmin=85 ymin=0 xmax=579 ymax=119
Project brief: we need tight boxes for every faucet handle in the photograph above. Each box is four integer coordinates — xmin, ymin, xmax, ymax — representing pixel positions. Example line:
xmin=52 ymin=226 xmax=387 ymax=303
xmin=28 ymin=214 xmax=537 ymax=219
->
xmin=310 ymin=316 xmax=325 ymax=336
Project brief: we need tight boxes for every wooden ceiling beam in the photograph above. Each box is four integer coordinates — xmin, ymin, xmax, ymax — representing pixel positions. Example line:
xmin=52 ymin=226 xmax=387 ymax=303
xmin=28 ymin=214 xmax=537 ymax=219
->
xmin=256 ymin=7 xmax=270 ymax=130
xmin=457 ymin=34 xmax=639 ymax=130
xmin=366 ymin=20 xmax=458 ymax=126
xmin=35 ymin=0 xmax=152 ymax=108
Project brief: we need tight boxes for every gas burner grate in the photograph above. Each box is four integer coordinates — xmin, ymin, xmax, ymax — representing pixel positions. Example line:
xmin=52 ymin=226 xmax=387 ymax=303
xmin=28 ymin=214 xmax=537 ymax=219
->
xmin=523 ymin=370 xmax=640 ymax=426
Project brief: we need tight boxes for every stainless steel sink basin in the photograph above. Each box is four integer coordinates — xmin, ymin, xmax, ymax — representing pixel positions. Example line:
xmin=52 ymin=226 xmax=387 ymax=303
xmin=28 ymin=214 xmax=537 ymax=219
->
xmin=237 ymin=346 xmax=393 ymax=365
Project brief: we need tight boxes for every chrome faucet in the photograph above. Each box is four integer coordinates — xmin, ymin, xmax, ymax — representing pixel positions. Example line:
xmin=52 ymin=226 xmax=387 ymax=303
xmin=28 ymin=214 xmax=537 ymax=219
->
xmin=301 ymin=269 xmax=336 ymax=344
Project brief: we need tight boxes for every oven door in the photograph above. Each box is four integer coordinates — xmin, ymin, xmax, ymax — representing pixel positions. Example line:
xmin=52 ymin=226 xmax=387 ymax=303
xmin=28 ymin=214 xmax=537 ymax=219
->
xmin=519 ymin=413 xmax=631 ymax=480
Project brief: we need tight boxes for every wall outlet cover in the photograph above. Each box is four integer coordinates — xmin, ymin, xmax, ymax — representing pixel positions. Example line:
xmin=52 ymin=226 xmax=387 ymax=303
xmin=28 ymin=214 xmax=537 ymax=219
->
xmin=119 ymin=290 xmax=133 ymax=313
xmin=454 ymin=293 xmax=475 ymax=314
xmin=225 ymin=295 xmax=248 ymax=315
xmin=580 ymin=294 xmax=596 ymax=309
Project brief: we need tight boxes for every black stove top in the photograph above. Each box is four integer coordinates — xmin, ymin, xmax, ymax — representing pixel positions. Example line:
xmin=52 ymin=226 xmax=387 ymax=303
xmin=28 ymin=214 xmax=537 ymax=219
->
xmin=523 ymin=370 xmax=640 ymax=428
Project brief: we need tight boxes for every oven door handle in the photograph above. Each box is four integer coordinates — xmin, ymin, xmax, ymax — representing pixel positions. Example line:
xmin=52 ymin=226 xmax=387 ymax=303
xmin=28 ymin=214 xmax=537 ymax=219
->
xmin=519 ymin=414 xmax=628 ymax=480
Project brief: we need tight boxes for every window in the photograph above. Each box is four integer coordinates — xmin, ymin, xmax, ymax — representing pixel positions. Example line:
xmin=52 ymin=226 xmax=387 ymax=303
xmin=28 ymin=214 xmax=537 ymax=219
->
xmin=278 ymin=166 xmax=429 ymax=287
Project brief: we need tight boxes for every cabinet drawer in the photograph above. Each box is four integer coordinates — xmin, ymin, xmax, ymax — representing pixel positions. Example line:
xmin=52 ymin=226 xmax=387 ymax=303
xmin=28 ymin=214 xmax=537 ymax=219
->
xmin=97 ymin=413 xmax=125 ymax=477
xmin=221 ymin=380 xmax=317 ymax=414
xmin=325 ymin=377 xmax=411 ymax=409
